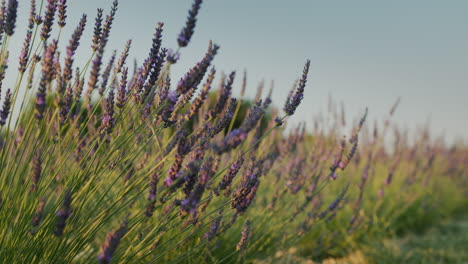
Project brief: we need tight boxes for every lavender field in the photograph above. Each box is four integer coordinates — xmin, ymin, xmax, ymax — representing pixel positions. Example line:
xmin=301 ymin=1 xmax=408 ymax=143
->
xmin=0 ymin=0 xmax=466 ymax=263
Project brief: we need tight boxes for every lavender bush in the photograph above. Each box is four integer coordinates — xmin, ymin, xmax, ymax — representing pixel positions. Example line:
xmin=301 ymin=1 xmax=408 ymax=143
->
xmin=0 ymin=1 xmax=466 ymax=263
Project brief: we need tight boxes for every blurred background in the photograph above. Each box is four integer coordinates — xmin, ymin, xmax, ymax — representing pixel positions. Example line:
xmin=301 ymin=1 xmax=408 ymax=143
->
xmin=8 ymin=0 xmax=468 ymax=144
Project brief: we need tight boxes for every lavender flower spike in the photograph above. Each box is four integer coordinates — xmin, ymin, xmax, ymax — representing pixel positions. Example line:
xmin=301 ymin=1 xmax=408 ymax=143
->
xmin=218 ymin=154 xmax=244 ymax=191
xmin=0 ymin=88 xmax=11 ymax=126
xmin=57 ymin=0 xmax=67 ymax=28
xmin=116 ymin=67 xmax=128 ymax=109
xmin=284 ymin=59 xmax=310 ymax=116
xmin=98 ymin=219 xmax=128 ymax=264
xmin=236 ymin=220 xmax=251 ymax=251
xmin=18 ymin=30 xmax=32 ymax=73
xmin=40 ymin=0 xmax=57 ymax=41
xmin=4 ymin=0 xmax=18 ymax=36
xmin=62 ymin=14 xmax=87 ymax=84
xmin=204 ymin=212 xmax=222 ymax=241
xmin=54 ymin=190 xmax=72 ymax=236
xmin=30 ymin=150 xmax=42 ymax=192
xmin=178 ymin=0 xmax=202 ymax=47
xmin=91 ymin=8 xmax=104 ymax=52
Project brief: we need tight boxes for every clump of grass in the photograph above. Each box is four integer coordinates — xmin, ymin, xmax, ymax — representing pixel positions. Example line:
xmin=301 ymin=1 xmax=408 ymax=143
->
xmin=0 ymin=1 xmax=466 ymax=263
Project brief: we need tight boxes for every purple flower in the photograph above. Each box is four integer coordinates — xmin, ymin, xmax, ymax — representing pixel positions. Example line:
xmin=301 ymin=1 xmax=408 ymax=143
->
xmin=210 ymin=98 xmax=237 ymax=136
xmin=239 ymin=100 xmax=265 ymax=133
xmin=99 ymin=50 xmax=116 ymax=96
xmin=218 ymin=154 xmax=244 ymax=192
xmin=116 ymin=67 xmax=128 ymax=109
xmin=54 ymin=190 xmax=72 ymax=236
xmin=30 ymin=150 xmax=42 ymax=192
xmin=284 ymin=60 xmax=310 ymax=116
xmin=98 ymin=219 xmax=128 ymax=264
xmin=182 ymin=146 xmax=206 ymax=197
xmin=236 ymin=220 xmax=250 ymax=251
xmin=40 ymin=0 xmax=57 ymax=41
xmin=87 ymin=1 xmax=118 ymax=96
xmin=91 ymin=8 xmax=104 ymax=52
xmin=28 ymin=0 xmax=37 ymax=29
xmin=231 ymin=159 xmax=261 ymax=214
xmin=213 ymin=128 xmax=247 ymax=154
xmin=63 ymin=14 xmax=87 ymax=84
xmin=318 ymin=184 xmax=349 ymax=219
xmin=31 ymin=197 xmax=46 ymax=228
xmin=57 ymin=0 xmax=67 ymax=28
xmin=160 ymin=91 xmax=178 ymax=127
xmin=35 ymin=40 xmax=58 ymax=121
xmin=167 ymin=48 xmax=180 ymax=64
xmin=183 ymin=67 xmax=215 ymax=121
xmin=59 ymin=85 xmax=74 ymax=125
xmin=4 ymin=0 xmax=18 ymax=36
xmin=204 ymin=212 xmax=222 ymax=241
xmin=116 ymin=39 xmax=131 ymax=73
xmin=207 ymin=71 xmax=235 ymax=120
xmin=99 ymin=90 xmax=115 ymax=138
xmin=180 ymin=157 xmax=213 ymax=215
xmin=0 ymin=88 xmax=11 ymax=126
xmin=177 ymin=41 xmax=218 ymax=96
xmin=18 ymin=30 xmax=32 ymax=73
xmin=177 ymin=0 xmax=202 ymax=47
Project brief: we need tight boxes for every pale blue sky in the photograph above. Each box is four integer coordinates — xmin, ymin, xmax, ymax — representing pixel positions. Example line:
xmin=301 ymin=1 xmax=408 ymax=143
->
xmin=8 ymin=0 xmax=468 ymax=144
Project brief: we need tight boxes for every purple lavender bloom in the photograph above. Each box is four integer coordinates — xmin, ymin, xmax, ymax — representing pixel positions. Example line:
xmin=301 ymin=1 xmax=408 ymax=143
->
xmin=0 ymin=2 xmax=6 ymax=41
xmin=147 ymin=169 xmax=161 ymax=201
xmin=99 ymin=50 xmax=116 ymax=96
xmin=218 ymin=154 xmax=244 ymax=191
xmin=0 ymin=88 xmax=11 ymax=126
xmin=177 ymin=0 xmax=202 ymax=47
xmin=87 ymin=1 xmax=118 ymax=96
xmin=116 ymin=39 xmax=131 ymax=73
xmin=31 ymin=197 xmax=46 ymax=228
xmin=18 ymin=30 xmax=32 ymax=73
xmin=62 ymin=14 xmax=87 ymax=83
xmin=59 ymin=85 xmax=73 ymax=125
xmin=204 ymin=212 xmax=222 ymax=241
xmin=57 ymin=0 xmax=67 ymax=27
xmin=284 ymin=60 xmax=310 ymax=116
xmin=116 ymin=67 xmax=128 ymax=109
xmin=35 ymin=40 xmax=58 ymax=121
xmin=213 ymin=128 xmax=248 ymax=154
xmin=86 ymin=53 xmax=103 ymax=96
xmin=100 ymin=0 xmax=118 ymax=48
xmin=167 ymin=48 xmax=180 ymax=64
xmin=141 ymin=47 xmax=167 ymax=103
xmin=210 ymin=98 xmax=237 ymax=136
xmin=4 ymin=0 xmax=18 ymax=36
xmin=27 ymin=0 xmax=37 ymax=29
xmin=30 ymin=150 xmax=42 ymax=192
xmin=318 ymin=184 xmax=349 ymax=219
xmin=182 ymin=147 xmax=205 ymax=197
xmin=239 ymin=100 xmax=265 ymax=133
xmin=183 ymin=67 xmax=215 ymax=121
xmin=91 ymin=8 xmax=104 ymax=52
xmin=160 ymin=91 xmax=178 ymax=127
xmin=207 ymin=71 xmax=235 ymax=120
xmin=40 ymin=0 xmax=57 ymax=41
xmin=98 ymin=219 xmax=128 ymax=264
xmin=236 ymin=220 xmax=250 ymax=251
xmin=164 ymin=129 xmax=192 ymax=187
xmin=180 ymin=157 xmax=213 ymax=215
xmin=99 ymin=90 xmax=115 ymax=137
xmin=145 ymin=166 xmax=161 ymax=217
xmin=177 ymin=41 xmax=218 ymax=96
xmin=231 ymin=160 xmax=261 ymax=214
xmin=54 ymin=190 xmax=72 ymax=236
